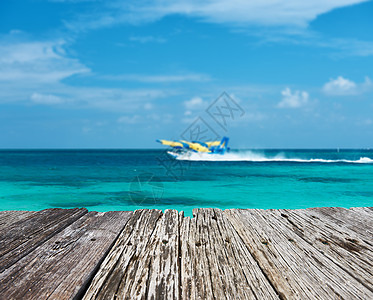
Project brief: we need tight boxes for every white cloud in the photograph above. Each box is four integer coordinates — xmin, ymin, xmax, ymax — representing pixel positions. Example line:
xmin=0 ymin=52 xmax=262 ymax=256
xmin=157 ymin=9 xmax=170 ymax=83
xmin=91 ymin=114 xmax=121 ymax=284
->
xmin=322 ymin=76 xmax=372 ymax=95
xmin=0 ymin=36 xmax=176 ymax=111
xmin=323 ymin=76 xmax=356 ymax=95
xmin=154 ymin=0 xmax=366 ymax=27
xmin=331 ymin=39 xmax=373 ymax=57
xmin=182 ymin=116 xmax=197 ymax=124
xmin=0 ymin=39 xmax=89 ymax=83
xmin=30 ymin=93 xmax=65 ymax=105
xmin=117 ymin=113 xmax=174 ymax=125
xmin=241 ymin=112 xmax=266 ymax=122
xmin=102 ymin=73 xmax=210 ymax=83
xmin=59 ymin=1 xmax=373 ymax=59
xmin=0 ymin=74 xmax=173 ymax=112
xmin=182 ymin=97 xmax=208 ymax=123
xmin=117 ymin=115 xmax=141 ymax=124
xmin=0 ymin=34 xmax=184 ymax=111
xmin=357 ymin=119 xmax=373 ymax=126
xmin=144 ymin=102 xmax=153 ymax=110
xmin=278 ymin=87 xmax=309 ymax=108
xmin=129 ymin=36 xmax=166 ymax=43
xmin=65 ymin=0 xmax=367 ymax=31
xmin=147 ymin=113 xmax=173 ymax=124
xmin=184 ymin=97 xmax=207 ymax=110
xmin=72 ymin=88 xmax=170 ymax=112
xmin=364 ymin=77 xmax=373 ymax=89
xmin=257 ymin=34 xmax=373 ymax=58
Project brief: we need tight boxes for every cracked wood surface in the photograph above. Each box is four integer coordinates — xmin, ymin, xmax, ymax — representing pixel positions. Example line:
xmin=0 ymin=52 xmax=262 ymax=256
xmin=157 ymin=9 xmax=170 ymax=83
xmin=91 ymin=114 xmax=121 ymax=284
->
xmin=0 ymin=207 xmax=372 ymax=299
xmin=180 ymin=208 xmax=279 ymax=300
xmin=278 ymin=208 xmax=373 ymax=291
xmin=0 ymin=211 xmax=34 ymax=230
xmin=224 ymin=209 xmax=373 ymax=299
xmin=0 ymin=211 xmax=132 ymax=299
xmin=0 ymin=208 xmax=88 ymax=273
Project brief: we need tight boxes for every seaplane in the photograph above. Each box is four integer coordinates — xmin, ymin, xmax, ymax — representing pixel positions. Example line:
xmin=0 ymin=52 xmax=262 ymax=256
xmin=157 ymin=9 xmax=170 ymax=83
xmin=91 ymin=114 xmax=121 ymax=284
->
xmin=156 ymin=137 xmax=230 ymax=159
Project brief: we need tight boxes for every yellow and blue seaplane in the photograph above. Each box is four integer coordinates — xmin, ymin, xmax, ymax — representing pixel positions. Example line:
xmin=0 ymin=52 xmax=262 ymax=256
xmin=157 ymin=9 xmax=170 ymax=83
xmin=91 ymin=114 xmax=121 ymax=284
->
xmin=157 ymin=137 xmax=230 ymax=158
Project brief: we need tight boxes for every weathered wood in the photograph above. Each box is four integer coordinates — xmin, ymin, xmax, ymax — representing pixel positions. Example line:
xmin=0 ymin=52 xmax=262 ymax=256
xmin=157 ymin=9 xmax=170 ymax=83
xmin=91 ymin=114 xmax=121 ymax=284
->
xmin=0 ymin=208 xmax=87 ymax=273
xmin=0 ymin=211 xmax=132 ymax=300
xmin=117 ymin=209 xmax=180 ymax=299
xmin=140 ymin=209 xmax=180 ymax=299
xmin=0 ymin=211 xmax=34 ymax=230
xmin=0 ymin=207 xmax=371 ymax=300
xmin=273 ymin=208 xmax=373 ymax=291
xmin=349 ymin=207 xmax=373 ymax=224
xmin=180 ymin=208 xmax=279 ymax=299
xmin=82 ymin=209 xmax=163 ymax=300
xmin=350 ymin=206 xmax=373 ymax=214
xmin=224 ymin=208 xmax=373 ymax=299
xmin=179 ymin=212 xmax=208 ymax=299
xmin=306 ymin=207 xmax=373 ymax=242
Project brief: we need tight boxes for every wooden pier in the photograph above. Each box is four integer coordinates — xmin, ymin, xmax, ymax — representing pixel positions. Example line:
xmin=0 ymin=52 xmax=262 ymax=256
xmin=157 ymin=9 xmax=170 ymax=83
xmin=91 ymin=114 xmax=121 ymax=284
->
xmin=0 ymin=207 xmax=372 ymax=299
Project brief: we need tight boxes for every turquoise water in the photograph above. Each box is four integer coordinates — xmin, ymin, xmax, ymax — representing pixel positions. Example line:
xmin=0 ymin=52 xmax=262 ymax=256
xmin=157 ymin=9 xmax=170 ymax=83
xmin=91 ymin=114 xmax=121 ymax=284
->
xmin=0 ymin=149 xmax=372 ymax=217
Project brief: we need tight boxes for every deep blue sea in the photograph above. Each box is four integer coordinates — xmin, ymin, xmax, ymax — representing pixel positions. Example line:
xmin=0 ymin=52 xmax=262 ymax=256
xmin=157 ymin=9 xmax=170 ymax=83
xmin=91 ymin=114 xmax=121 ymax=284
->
xmin=0 ymin=149 xmax=372 ymax=217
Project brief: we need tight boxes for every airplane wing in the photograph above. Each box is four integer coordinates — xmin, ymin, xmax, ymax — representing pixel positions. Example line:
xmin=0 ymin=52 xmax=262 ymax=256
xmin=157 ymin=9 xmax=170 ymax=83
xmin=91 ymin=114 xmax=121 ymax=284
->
xmin=157 ymin=137 xmax=229 ymax=154
xmin=205 ymin=141 xmax=221 ymax=147
xmin=181 ymin=141 xmax=211 ymax=153
xmin=156 ymin=140 xmax=184 ymax=148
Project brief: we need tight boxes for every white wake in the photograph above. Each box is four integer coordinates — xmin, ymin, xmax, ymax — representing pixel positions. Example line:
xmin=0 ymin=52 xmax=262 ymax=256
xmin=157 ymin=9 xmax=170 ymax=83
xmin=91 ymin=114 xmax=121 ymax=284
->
xmin=172 ymin=151 xmax=373 ymax=163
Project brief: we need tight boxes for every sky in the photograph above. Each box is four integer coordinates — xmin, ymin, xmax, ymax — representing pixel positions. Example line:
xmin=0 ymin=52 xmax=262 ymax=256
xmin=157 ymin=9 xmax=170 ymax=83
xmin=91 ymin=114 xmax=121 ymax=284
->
xmin=0 ymin=0 xmax=373 ymax=148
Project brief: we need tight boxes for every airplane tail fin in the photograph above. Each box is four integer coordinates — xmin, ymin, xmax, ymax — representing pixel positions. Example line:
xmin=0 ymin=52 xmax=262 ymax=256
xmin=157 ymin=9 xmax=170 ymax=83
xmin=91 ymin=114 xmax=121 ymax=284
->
xmin=218 ymin=137 xmax=229 ymax=153
xmin=210 ymin=136 xmax=229 ymax=154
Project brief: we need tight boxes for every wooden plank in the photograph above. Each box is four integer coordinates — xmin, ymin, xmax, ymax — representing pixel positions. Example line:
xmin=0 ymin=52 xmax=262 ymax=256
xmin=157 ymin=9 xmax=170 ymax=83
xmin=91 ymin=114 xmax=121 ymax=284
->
xmin=211 ymin=208 xmax=280 ymax=299
xmin=0 ymin=211 xmax=34 ymax=230
xmin=180 ymin=211 xmax=212 ymax=299
xmin=0 ymin=211 xmax=132 ymax=300
xmin=180 ymin=208 xmax=279 ymax=300
xmin=225 ymin=209 xmax=373 ymax=299
xmin=0 ymin=207 xmax=371 ymax=299
xmin=350 ymin=207 xmax=373 ymax=219
xmin=119 ymin=209 xmax=180 ymax=299
xmin=350 ymin=206 xmax=373 ymax=213
xmin=144 ymin=209 xmax=181 ymax=299
xmin=82 ymin=209 xmax=163 ymax=300
xmin=0 ymin=208 xmax=87 ymax=273
xmin=273 ymin=208 xmax=373 ymax=291
xmin=306 ymin=207 xmax=373 ymax=242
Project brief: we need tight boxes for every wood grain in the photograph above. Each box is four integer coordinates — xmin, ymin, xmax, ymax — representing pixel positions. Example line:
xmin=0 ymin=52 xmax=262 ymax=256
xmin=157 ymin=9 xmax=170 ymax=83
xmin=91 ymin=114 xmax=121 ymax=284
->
xmin=82 ymin=209 xmax=163 ymax=300
xmin=0 ymin=211 xmax=132 ymax=300
xmin=225 ymin=208 xmax=373 ymax=299
xmin=180 ymin=208 xmax=279 ymax=299
xmin=0 ymin=207 xmax=371 ymax=299
xmin=306 ymin=207 xmax=373 ymax=241
xmin=0 ymin=211 xmax=34 ymax=230
xmin=0 ymin=208 xmax=87 ymax=273
xmin=274 ymin=208 xmax=373 ymax=291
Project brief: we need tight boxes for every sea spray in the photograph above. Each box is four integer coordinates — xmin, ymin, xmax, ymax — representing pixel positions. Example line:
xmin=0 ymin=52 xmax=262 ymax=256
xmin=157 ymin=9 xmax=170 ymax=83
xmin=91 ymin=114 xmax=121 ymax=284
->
xmin=173 ymin=150 xmax=373 ymax=163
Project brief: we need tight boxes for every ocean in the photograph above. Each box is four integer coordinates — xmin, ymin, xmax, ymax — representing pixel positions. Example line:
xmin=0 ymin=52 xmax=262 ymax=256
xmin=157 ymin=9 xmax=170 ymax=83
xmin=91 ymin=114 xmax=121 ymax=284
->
xmin=0 ymin=149 xmax=372 ymax=217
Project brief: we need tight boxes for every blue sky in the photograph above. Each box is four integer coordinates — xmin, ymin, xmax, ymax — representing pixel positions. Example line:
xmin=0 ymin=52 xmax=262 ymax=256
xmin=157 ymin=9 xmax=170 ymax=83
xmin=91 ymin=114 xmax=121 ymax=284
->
xmin=1 ymin=0 xmax=373 ymax=148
